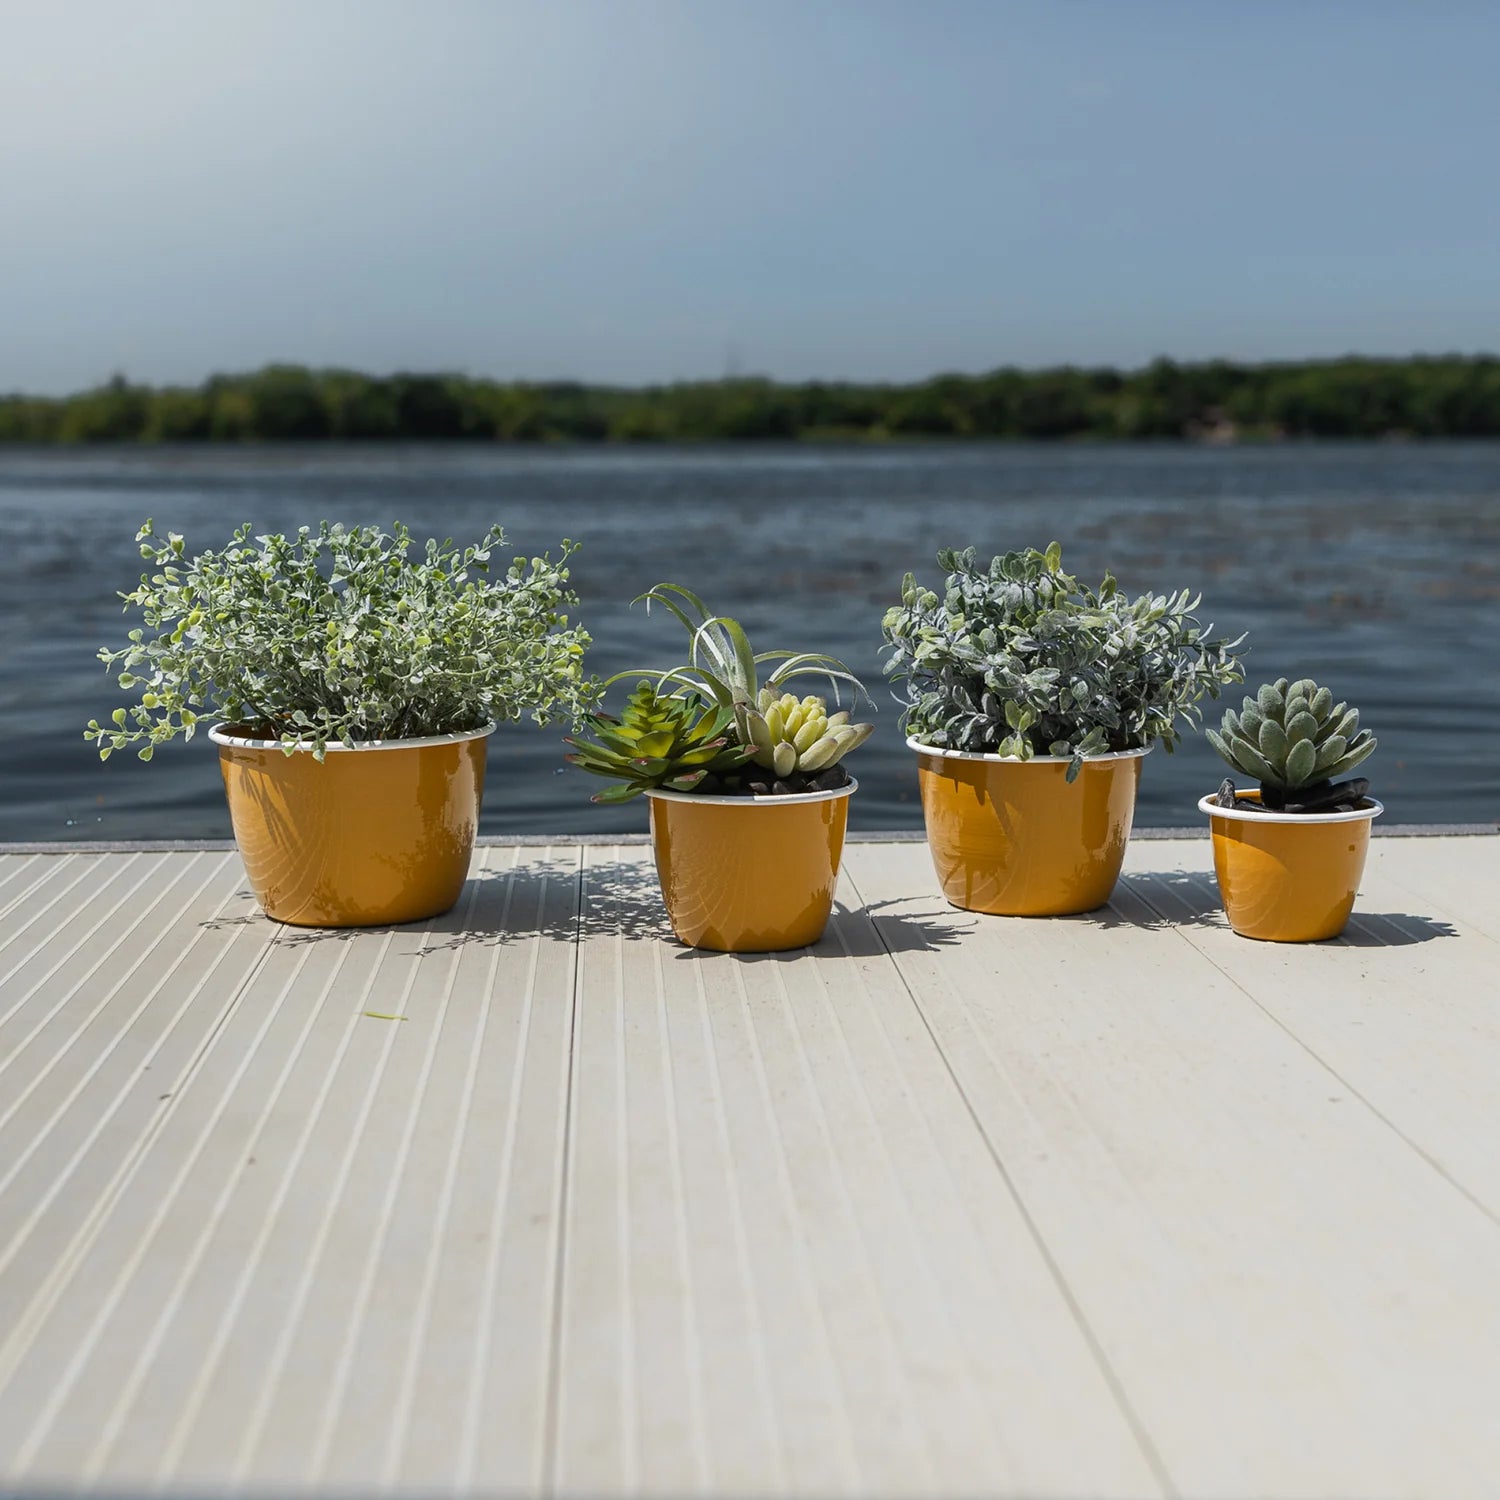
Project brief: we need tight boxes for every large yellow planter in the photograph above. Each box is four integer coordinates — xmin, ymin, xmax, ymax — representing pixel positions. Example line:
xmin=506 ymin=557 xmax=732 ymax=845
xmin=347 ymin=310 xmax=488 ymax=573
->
xmin=644 ymin=781 xmax=855 ymax=952
xmin=910 ymin=737 xmax=1147 ymax=916
xmin=1199 ymin=789 xmax=1383 ymax=942
xmin=210 ymin=723 xmax=492 ymax=927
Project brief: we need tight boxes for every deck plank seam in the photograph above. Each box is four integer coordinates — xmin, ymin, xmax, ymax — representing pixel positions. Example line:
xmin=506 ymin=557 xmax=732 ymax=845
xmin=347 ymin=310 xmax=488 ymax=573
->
xmin=1130 ymin=872 xmax=1500 ymax=1235
xmin=726 ymin=951 xmax=864 ymax=1489
xmin=811 ymin=906 xmax=1015 ymax=1479
xmin=840 ymin=861 xmax=1179 ymax=1500
xmin=539 ymin=847 xmax=587 ymax=1499
xmin=307 ymin=857 xmax=497 ymax=1487
xmin=612 ymin=873 xmax=640 ymax=1489
xmin=820 ymin=901 xmax=1023 ymax=1471
xmin=454 ymin=846 xmax=566 ymax=1491
xmin=687 ymin=903 xmax=791 ymax=1491
xmin=767 ymin=939 xmax=942 ymax=1488
xmin=650 ymin=920 xmax=713 ymax=1490
xmin=381 ymin=844 xmax=514 ymax=1483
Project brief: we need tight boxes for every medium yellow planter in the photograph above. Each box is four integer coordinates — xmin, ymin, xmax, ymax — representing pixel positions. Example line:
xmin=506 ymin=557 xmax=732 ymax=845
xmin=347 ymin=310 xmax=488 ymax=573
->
xmin=210 ymin=723 xmax=492 ymax=927
xmin=644 ymin=781 xmax=855 ymax=952
xmin=1199 ymin=789 xmax=1383 ymax=942
xmin=910 ymin=737 xmax=1147 ymax=916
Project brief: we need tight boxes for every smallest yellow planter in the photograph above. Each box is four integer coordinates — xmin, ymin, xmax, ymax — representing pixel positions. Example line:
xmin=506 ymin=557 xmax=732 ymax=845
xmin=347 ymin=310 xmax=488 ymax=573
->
xmin=1198 ymin=790 xmax=1383 ymax=942
xmin=645 ymin=781 xmax=855 ymax=953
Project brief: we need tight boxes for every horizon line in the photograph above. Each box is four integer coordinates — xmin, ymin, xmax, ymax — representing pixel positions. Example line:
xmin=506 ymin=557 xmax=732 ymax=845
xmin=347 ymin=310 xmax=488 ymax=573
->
xmin=7 ymin=348 xmax=1500 ymax=401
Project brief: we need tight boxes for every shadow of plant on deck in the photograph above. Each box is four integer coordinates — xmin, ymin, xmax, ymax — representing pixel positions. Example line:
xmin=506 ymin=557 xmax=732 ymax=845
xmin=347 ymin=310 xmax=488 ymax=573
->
xmin=823 ymin=897 xmax=972 ymax=958
xmin=254 ymin=856 xmax=973 ymax=959
xmin=202 ymin=862 xmax=1457 ymax=953
xmin=1121 ymin=869 xmax=1457 ymax=947
xmin=245 ymin=855 xmax=590 ymax=950
xmin=575 ymin=873 xmax=972 ymax=961
xmin=1335 ymin=911 xmax=1457 ymax=946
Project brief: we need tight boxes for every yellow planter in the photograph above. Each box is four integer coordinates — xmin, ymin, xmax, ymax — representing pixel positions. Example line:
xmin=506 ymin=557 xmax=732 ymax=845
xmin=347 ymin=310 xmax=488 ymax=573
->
xmin=1199 ymin=789 xmax=1383 ymax=942
xmin=645 ymin=781 xmax=855 ymax=952
xmin=210 ymin=723 xmax=492 ymax=927
xmin=910 ymin=737 xmax=1147 ymax=916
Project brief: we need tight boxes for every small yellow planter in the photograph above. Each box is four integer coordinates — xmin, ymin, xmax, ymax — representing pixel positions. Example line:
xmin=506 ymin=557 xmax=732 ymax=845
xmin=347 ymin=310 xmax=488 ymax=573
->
xmin=910 ymin=737 xmax=1147 ymax=916
xmin=1199 ymin=789 xmax=1383 ymax=942
xmin=211 ymin=723 xmax=492 ymax=927
xmin=645 ymin=781 xmax=855 ymax=952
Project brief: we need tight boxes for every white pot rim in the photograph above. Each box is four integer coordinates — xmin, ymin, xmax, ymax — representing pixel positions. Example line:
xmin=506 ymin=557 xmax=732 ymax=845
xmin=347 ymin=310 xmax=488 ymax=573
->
xmin=209 ymin=721 xmax=496 ymax=752
xmin=906 ymin=735 xmax=1151 ymax=764
xmin=645 ymin=777 xmax=858 ymax=808
xmin=1198 ymin=791 xmax=1384 ymax=825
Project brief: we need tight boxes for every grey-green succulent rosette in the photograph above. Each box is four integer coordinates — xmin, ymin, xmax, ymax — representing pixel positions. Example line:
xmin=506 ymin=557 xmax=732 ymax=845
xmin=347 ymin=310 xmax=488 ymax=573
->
xmin=87 ymin=519 xmax=600 ymax=761
xmin=564 ymin=584 xmax=873 ymax=802
xmin=882 ymin=542 xmax=1244 ymax=779
xmin=1208 ymin=677 xmax=1376 ymax=813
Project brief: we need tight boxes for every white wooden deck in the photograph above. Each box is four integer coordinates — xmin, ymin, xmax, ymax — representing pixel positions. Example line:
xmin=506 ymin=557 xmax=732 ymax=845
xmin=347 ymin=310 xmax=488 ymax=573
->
xmin=0 ymin=833 xmax=1497 ymax=1499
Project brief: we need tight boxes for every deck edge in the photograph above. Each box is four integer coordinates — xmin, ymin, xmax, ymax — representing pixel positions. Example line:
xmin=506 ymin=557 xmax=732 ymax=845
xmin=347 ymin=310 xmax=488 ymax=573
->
xmin=1 ymin=823 xmax=1494 ymax=855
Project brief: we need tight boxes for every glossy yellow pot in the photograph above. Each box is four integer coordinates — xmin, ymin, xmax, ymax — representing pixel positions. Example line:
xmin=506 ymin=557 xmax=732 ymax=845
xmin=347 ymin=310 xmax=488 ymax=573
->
xmin=210 ymin=723 xmax=492 ymax=927
xmin=1199 ymin=789 xmax=1383 ymax=942
xmin=911 ymin=737 xmax=1147 ymax=916
xmin=645 ymin=780 xmax=855 ymax=952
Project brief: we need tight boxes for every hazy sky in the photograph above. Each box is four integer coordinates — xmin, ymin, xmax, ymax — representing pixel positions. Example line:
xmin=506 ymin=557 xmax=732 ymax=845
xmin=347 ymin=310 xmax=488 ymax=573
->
xmin=3 ymin=0 xmax=1498 ymax=392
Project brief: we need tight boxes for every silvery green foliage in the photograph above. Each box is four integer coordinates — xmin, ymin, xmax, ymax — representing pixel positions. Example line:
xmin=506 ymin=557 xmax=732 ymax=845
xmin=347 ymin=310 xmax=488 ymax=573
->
xmin=86 ymin=519 xmax=599 ymax=761
xmin=881 ymin=542 xmax=1244 ymax=780
xmin=1207 ymin=677 xmax=1376 ymax=794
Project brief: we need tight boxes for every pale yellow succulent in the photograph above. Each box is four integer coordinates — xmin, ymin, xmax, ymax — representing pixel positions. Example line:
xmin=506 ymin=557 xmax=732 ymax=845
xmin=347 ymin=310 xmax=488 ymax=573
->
xmin=737 ymin=688 xmax=874 ymax=779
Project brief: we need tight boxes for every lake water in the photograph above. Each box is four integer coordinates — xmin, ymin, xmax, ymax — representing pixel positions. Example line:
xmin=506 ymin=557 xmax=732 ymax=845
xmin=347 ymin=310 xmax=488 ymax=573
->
xmin=2 ymin=442 xmax=1497 ymax=842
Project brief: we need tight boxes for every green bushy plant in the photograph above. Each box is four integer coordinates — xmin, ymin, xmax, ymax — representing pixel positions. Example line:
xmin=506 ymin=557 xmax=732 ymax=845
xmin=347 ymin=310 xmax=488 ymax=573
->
xmin=567 ymin=583 xmax=874 ymax=799
xmin=1207 ymin=676 xmax=1376 ymax=812
xmin=86 ymin=519 xmax=599 ymax=761
xmin=882 ymin=542 xmax=1243 ymax=779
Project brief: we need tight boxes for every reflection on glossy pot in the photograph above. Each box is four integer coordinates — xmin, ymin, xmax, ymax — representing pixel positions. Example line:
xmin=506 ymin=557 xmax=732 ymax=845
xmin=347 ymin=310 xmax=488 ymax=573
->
xmin=912 ymin=739 xmax=1146 ymax=916
xmin=645 ymin=781 xmax=855 ymax=952
xmin=1200 ymin=790 xmax=1382 ymax=942
xmin=211 ymin=723 xmax=492 ymax=927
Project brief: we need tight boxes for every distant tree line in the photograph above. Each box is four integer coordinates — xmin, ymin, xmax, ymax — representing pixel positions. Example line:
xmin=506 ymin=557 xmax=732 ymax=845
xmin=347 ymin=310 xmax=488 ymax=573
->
xmin=5 ymin=356 xmax=1500 ymax=444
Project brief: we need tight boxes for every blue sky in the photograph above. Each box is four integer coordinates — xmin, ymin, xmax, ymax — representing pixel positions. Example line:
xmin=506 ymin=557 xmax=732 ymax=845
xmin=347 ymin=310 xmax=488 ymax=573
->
xmin=2 ymin=0 xmax=1497 ymax=391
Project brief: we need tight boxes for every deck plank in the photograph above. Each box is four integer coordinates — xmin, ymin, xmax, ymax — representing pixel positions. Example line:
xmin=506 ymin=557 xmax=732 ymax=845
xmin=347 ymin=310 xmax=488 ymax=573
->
xmin=555 ymin=845 xmax=1160 ymax=1498
xmin=847 ymin=838 xmax=1500 ymax=1500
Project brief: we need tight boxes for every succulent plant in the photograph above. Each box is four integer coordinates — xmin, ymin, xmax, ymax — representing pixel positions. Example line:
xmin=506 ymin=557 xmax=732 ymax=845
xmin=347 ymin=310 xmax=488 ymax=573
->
xmin=563 ymin=681 xmax=753 ymax=803
xmin=572 ymin=582 xmax=874 ymax=797
xmin=739 ymin=687 xmax=875 ymax=779
xmin=1207 ymin=676 xmax=1376 ymax=812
